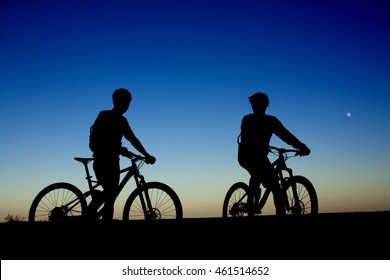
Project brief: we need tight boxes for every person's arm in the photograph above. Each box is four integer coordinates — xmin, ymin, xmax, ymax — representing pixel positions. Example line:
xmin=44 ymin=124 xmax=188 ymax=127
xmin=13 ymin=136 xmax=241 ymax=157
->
xmin=273 ymin=117 xmax=311 ymax=155
xmin=123 ymin=118 xmax=156 ymax=163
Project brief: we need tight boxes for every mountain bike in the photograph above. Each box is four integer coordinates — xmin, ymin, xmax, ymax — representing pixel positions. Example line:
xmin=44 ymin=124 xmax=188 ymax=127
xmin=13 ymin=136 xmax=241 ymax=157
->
xmin=29 ymin=148 xmax=183 ymax=222
xmin=222 ymin=145 xmax=318 ymax=217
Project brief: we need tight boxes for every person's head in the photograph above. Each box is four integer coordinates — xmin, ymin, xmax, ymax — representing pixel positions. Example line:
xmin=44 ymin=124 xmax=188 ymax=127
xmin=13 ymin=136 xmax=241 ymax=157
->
xmin=112 ymin=88 xmax=132 ymax=114
xmin=248 ymin=92 xmax=269 ymax=114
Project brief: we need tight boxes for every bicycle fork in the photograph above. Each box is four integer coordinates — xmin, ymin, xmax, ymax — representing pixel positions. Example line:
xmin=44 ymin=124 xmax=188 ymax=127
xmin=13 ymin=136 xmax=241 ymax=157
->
xmin=281 ymin=168 xmax=302 ymax=214
xmin=136 ymin=176 xmax=158 ymax=220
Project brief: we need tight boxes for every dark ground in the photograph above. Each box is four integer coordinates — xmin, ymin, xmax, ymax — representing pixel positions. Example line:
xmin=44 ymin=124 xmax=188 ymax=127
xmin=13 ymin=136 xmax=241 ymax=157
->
xmin=1 ymin=211 xmax=389 ymax=260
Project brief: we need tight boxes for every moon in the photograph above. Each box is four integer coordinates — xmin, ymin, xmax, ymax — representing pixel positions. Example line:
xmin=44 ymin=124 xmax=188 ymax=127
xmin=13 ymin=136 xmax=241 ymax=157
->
xmin=346 ymin=112 xmax=352 ymax=117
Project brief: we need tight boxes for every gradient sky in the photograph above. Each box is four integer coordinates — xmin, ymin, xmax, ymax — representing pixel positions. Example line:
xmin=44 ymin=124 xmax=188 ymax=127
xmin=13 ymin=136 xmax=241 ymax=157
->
xmin=1 ymin=0 xmax=389 ymax=221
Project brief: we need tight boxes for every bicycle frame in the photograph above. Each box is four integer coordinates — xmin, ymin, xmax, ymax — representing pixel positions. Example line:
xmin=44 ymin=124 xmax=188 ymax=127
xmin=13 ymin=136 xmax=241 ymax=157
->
xmin=250 ymin=146 xmax=298 ymax=212
xmin=75 ymin=154 xmax=154 ymax=220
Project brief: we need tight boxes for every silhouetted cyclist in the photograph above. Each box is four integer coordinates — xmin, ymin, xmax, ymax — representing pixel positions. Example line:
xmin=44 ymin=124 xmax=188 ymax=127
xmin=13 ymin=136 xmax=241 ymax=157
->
xmin=89 ymin=88 xmax=156 ymax=221
xmin=238 ymin=92 xmax=310 ymax=216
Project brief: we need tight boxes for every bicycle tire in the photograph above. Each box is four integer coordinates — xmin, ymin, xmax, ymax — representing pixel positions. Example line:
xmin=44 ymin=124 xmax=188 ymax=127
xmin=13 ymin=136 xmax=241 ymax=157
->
xmin=283 ymin=175 xmax=318 ymax=215
xmin=28 ymin=182 xmax=87 ymax=222
xmin=122 ymin=181 xmax=183 ymax=220
xmin=222 ymin=182 xmax=249 ymax=218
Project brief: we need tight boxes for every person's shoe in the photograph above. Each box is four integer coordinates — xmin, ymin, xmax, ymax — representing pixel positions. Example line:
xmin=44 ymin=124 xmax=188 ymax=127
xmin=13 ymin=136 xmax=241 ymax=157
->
xmin=242 ymin=202 xmax=256 ymax=217
xmin=276 ymin=208 xmax=286 ymax=216
xmin=254 ymin=205 xmax=262 ymax=214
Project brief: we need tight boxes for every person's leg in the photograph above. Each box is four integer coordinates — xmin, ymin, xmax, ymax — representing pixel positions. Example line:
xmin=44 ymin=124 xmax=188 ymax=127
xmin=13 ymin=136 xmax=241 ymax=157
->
xmin=261 ymin=158 xmax=285 ymax=215
xmin=248 ymin=174 xmax=261 ymax=211
xmin=93 ymin=157 xmax=120 ymax=221
xmin=239 ymin=159 xmax=259 ymax=216
xmin=86 ymin=190 xmax=102 ymax=220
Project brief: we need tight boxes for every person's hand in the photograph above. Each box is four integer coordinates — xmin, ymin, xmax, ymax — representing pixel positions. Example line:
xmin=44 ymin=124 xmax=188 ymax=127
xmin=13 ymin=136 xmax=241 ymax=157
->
xmin=145 ymin=155 xmax=156 ymax=164
xmin=297 ymin=144 xmax=311 ymax=156
xmin=120 ymin=146 xmax=129 ymax=156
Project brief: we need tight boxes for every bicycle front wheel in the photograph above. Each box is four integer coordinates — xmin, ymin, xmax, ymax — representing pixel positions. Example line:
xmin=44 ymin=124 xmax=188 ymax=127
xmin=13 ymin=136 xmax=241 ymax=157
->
xmin=283 ymin=175 xmax=318 ymax=215
xmin=29 ymin=182 xmax=87 ymax=222
xmin=222 ymin=182 xmax=249 ymax=218
xmin=122 ymin=182 xmax=183 ymax=220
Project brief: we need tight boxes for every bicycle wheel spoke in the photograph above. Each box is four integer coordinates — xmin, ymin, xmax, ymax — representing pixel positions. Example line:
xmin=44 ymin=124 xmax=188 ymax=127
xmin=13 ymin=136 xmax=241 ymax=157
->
xmin=29 ymin=183 xmax=87 ymax=222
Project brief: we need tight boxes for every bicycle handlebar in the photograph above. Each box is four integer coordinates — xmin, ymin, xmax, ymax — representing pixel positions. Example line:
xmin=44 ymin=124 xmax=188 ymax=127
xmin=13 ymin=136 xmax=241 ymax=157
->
xmin=269 ymin=145 xmax=307 ymax=157
xmin=121 ymin=148 xmax=144 ymax=160
xmin=269 ymin=145 xmax=298 ymax=153
xmin=120 ymin=147 xmax=156 ymax=164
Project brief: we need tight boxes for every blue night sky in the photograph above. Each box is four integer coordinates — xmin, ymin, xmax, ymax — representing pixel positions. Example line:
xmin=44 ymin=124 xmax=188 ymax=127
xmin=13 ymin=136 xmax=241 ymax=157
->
xmin=1 ymin=0 xmax=389 ymax=221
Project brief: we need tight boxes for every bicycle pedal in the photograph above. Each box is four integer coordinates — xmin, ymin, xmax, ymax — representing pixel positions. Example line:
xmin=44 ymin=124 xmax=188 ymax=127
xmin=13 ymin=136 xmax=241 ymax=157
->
xmin=255 ymin=209 xmax=262 ymax=214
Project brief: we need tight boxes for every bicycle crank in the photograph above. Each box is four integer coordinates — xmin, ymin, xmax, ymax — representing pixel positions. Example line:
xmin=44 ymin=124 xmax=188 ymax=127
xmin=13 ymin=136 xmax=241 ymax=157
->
xmin=49 ymin=206 xmax=68 ymax=221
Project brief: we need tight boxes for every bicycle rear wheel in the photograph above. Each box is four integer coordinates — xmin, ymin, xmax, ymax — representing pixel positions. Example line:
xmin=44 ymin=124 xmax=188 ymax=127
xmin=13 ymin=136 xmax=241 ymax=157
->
xmin=122 ymin=182 xmax=183 ymax=220
xmin=283 ymin=175 xmax=318 ymax=215
xmin=29 ymin=182 xmax=87 ymax=222
xmin=222 ymin=182 xmax=250 ymax=218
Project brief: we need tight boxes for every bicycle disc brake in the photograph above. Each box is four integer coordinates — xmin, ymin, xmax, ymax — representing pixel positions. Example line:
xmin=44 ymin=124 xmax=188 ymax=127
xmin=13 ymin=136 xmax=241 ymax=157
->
xmin=289 ymin=201 xmax=305 ymax=215
xmin=147 ymin=208 xmax=161 ymax=220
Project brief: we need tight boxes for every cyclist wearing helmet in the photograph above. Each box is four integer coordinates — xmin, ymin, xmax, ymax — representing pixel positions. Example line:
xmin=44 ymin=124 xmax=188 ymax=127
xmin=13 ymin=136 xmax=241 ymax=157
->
xmin=89 ymin=88 xmax=156 ymax=221
xmin=238 ymin=92 xmax=310 ymax=216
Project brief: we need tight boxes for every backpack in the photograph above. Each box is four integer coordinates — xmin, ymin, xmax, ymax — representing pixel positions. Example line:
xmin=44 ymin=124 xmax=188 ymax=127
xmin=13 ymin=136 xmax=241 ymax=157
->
xmin=89 ymin=124 xmax=97 ymax=153
xmin=88 ymin=110 xmax=124 ymax=156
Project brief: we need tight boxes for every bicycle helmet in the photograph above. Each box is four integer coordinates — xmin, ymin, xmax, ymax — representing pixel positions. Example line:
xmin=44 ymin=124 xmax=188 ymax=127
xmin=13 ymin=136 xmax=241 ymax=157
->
xmin=248 ymin=92 xmax=269 ymax=107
